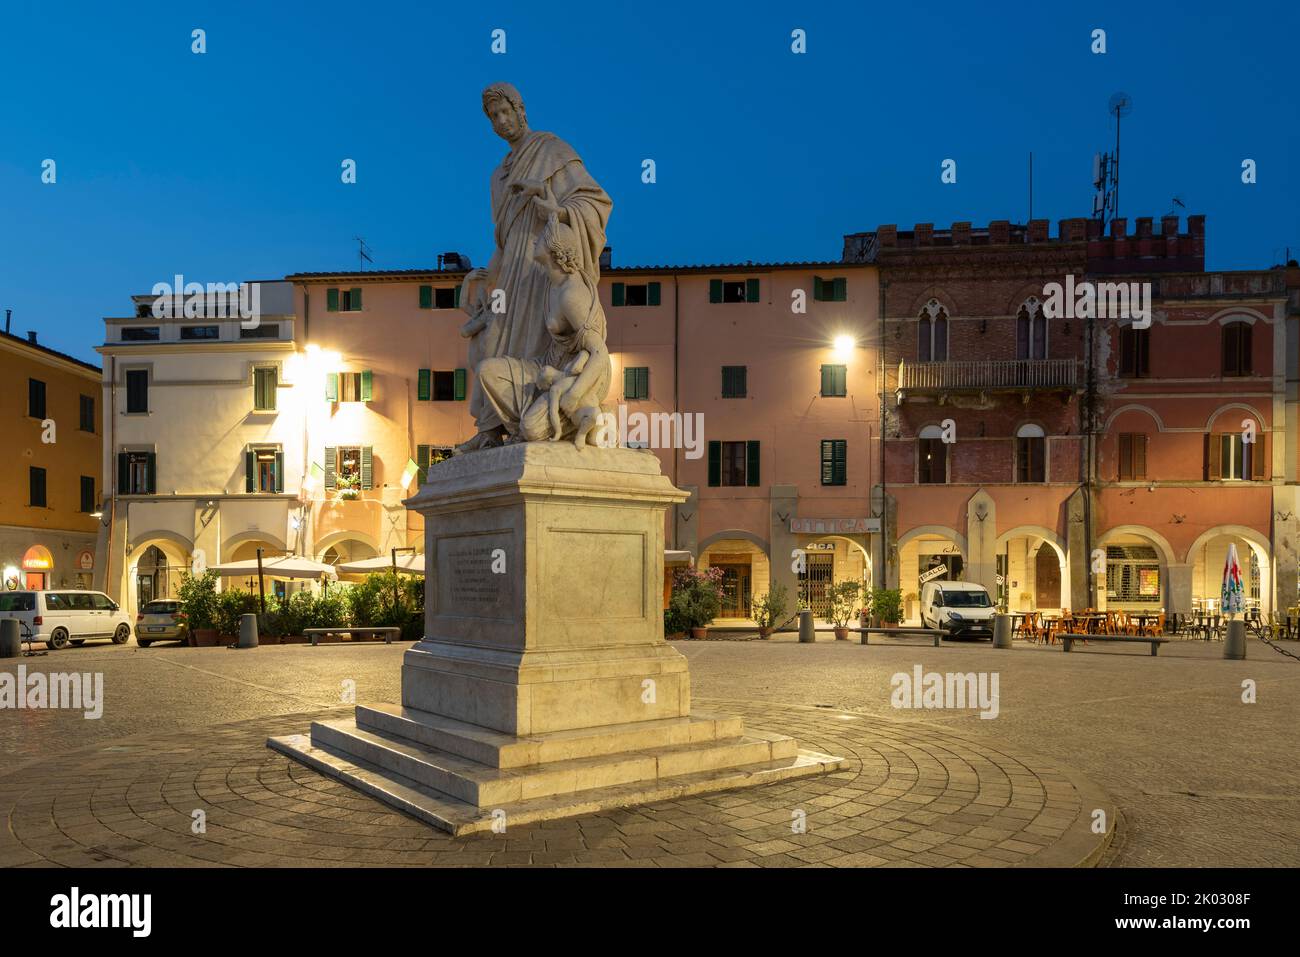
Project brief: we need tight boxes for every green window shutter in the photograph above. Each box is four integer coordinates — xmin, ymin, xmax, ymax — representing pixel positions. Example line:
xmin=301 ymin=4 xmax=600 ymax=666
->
xmin=637 ymin=367 xmax=649 ymax=399
xmin=707 ymin=441 xmax=722 ymax=487
xmin=612 ymin=282 xmax=625 ymax=307
xmin=813 ymin=276 xmax=824 ymax=301
xmin=835 ymin=365 xmax=847 ymax=395
xmin=821 ymin=441 xmax=833 ymax=485
xmin=351 ymin=287 xmax=362 ymax=311
xmin=145 ymin=452 xmax=157 ymax=494
xmin=324 ymin=447 xmax=337 ymax=490
xmin=117 ymin=453 xmax=129 ymax=494
xmin=419 ymin=285 xmax=432 ymax=309
xmin=417 ymin=445 xmax=430 ymax=485
xmin=833 ymin=277 xmax=847 ymax=302
xmin=746 ymin=278 xmax=760 ymax=303
xmin=454 ymin=368 xmax=467 ymax=401
xmin=274 ymin=451 xmax=285 ymax=493
xmin=360 ymin=370 xmax=373 ymax=401
xmin=746 ymin=441 xmax=761 ymax=486
xmin=821 ymin=365 xmax=832 ymax=396
xmin=326 ymin=288 xmax=339 ymax=312
xmin=245 ymin=450 xmax=255 ymax=493
xmin=709 ymin=279 xmax=723 ymax=303
xmin=326 ymin=372 xmax=338 ymax=402
xmin=417 ymin=369 xmax=431 ymax=401
xmin=624 ymin=367 xmax=636 ymax=399
xmin=454 ymin=285 xmax=461 ymax=308
xmin=821 ymin=440 xmax=846 ymax=486
xmin=648 ymin=282 xmax=661 ymax=306
xmin=360 ymin=447 xmax=373 ymax=490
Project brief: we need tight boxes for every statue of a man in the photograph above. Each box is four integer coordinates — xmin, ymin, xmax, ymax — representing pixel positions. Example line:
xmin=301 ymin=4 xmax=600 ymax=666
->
xmin=456 ymin=83 xmax=612 ymax=452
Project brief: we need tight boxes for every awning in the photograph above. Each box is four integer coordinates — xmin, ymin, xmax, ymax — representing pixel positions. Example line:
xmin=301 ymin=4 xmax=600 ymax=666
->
xmin=336 ymin=553 xmax=425 ymax=576
xmin=212 ymin=555 xmax=339 ymax=581
xmin=664 ymin=550 xmax=694 ymax=565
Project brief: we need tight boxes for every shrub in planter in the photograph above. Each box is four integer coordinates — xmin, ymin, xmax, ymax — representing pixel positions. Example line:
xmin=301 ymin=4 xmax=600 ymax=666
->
xmin=828 ymin=581 xmax=862 ymax=639
xmin=214 ymin=589 xmax=260 ymax=641
xmin=870 ymin=587 xmax=903 ymax=626
xmin=667 ymin=566 xmax=723 ymax=638
xmin=752 ymin=583 xmax=789 ymax=638
xmin=177 ymin=570 xmax=220 ymax=645
xmin=347 ymin=572 xmax=424 ymax=641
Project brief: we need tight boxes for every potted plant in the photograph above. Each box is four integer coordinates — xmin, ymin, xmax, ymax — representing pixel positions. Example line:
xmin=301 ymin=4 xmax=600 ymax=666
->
xmin=751 ymin=583 xmax=789 ymax=639
xmin=667 ymin=566 xmax=723 ymax=639
xmin=871 ymin=586 xmax=903 ymax=628
xmin=828 ymin=581 xmax=862 ymax=639
xmin=335 ymin=474 xmax=360 ymax=501
xmin=177 ymin=570 xmax=220 ymax=646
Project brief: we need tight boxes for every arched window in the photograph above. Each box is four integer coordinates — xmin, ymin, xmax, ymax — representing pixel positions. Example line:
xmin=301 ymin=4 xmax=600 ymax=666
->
xmin=1016 ymin=297 xmax=1046 ymax=360
xmin=918 ymin=299 xmax=948 ymax=362
xmin=918 ymin=424 xmax=948 ymax=484
xmin=1015 ymin=423 xmax=1046 ymax=483
xmin=1221 ymin=321 xmax=1252 ymax=376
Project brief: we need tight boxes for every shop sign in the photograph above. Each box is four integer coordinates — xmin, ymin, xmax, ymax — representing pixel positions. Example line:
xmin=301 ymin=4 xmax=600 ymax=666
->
xmin=790 ymin=517 xmax=880 ymax=535
xmin=919 ymin=565 xmax=948 ymax=584
xmin=77 ymin=549 xmax=95 ymax=571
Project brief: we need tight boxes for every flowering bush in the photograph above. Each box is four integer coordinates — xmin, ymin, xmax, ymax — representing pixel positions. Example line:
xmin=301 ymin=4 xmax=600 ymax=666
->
xmin=667 ymin=566 xmax=724 ymax=631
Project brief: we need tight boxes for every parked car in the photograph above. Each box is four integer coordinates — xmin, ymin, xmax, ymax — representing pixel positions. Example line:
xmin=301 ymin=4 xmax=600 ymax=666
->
xmin=920 ymin=580 xmax=995 ymax=640
xmin=135 ymin=599 xmax=187 ymax=647
xmin=0 ymin=590 xmax=133 ymax=650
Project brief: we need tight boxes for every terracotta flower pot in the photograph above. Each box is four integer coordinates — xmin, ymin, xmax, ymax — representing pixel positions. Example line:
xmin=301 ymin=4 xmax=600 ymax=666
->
xmin=834 ymin=627 xmax=849 ymax=641
xmin=690 ymin=627 xmax=708 ymax=640
xmin=758 ymin=626 xmax=773 ymax=639
xmin=193 ymin=629 xmax=221 ymax=647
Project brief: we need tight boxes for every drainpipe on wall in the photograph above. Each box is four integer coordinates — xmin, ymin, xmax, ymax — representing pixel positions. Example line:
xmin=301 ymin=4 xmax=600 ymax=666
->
xmin=672 ymin=272 xmax=680 ymax=549
xmin=105 ymin=356 xmax=117 ymax=600
xmin=1084 ymin=282 xmax=1096 ymax=606
xmin=299 ymin=284 xmax=311 ymax=557
xmin=877 ymin=277 xmax=889 ymax=590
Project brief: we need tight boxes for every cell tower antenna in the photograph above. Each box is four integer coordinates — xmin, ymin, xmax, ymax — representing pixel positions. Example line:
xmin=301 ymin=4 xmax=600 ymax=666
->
xmin=1108 ymin=92 xmax=1133 ymax=221
xmin=354 ymin=236 xmax=374 ymax=271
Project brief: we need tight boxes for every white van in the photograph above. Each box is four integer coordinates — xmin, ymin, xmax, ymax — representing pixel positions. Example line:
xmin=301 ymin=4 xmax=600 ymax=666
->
xmin=0 ymin=590 xmax=134 ymax=650
xmin=920 ymin=580 xmax=995 ymax=640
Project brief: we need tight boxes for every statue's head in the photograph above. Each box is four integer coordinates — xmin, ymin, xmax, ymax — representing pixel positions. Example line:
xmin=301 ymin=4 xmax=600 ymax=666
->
xmin=482 ymin=83 xmax=527 ymax=142
xmin=538 ymin=213 xmax=581 ymax=276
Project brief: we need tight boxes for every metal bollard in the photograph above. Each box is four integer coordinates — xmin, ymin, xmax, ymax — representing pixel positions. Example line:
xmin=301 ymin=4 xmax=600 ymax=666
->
xmin=798 ymin=609 xmax=815 ymax=643
xmin=0 ymin=619 xmax=20 ymax=658
xmin=238 ymin=613 xmax=259 ymax=649
xmin=1223 ymin=618 xmax=1246 ymax=660
xmin=993 ymin=614 xmax=1012 ymax=649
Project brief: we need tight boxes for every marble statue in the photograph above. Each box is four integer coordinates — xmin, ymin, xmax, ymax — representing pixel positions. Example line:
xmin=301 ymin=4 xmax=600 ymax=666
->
xmin=456 ymin=83 xmax=613 ymax=453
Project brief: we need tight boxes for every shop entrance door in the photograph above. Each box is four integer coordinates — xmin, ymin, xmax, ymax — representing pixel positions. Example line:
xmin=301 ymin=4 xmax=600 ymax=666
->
xmin=714 ymin=564 xmax=752 ymax=618
xmin=800 ymin=554 xmax=835 ymax=618
xmin=25 ymin=572 xmax=46 ymax=590
xmin=137 ymin=574 xmax=155 ymax=608
xmin=1034 ymin=547 xmax=1061 ymax=608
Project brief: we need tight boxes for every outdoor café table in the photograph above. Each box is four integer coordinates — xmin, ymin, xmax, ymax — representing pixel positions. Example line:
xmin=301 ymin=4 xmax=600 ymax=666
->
xmin=1193 ymin=613 xmax=1220 ymax=641
xmin=1074 ymin=612 xmax=1106 ymax=635
xmin=1129 ymin=612 xmax=1161 ymax=635
xmin=1009 ymin=612 xmax=1028 ymax=639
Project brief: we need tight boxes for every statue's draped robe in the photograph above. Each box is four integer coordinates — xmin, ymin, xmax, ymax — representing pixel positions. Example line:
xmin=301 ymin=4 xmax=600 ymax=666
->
xmin=471 ymin=130 xmax=611 ymax=432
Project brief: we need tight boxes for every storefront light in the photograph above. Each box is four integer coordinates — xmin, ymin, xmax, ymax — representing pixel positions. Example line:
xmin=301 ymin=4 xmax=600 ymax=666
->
xmin=833 ymin=335 xmax=855 ymax=360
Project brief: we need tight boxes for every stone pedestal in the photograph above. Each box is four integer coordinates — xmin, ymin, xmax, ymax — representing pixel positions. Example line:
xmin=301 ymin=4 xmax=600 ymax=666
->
xmin=270 ymin=444 xmax=841 ymax=834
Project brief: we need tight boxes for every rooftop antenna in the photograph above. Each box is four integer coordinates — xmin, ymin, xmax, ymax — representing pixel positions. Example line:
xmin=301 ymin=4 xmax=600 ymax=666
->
xmin=1108 ymin=92 xmax=1133 ymax=222
xmin=354 ymin=236 xmax=374 ymax=271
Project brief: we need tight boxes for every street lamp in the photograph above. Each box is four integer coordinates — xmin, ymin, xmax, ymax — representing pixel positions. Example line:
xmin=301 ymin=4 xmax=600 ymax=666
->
xmin=833 ymin=334 xmax=855 ymax=361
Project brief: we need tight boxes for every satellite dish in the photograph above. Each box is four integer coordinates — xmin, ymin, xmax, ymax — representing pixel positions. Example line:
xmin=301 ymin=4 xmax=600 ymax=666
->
xmin=1108 ymin=92 xmax=1134 ymax=118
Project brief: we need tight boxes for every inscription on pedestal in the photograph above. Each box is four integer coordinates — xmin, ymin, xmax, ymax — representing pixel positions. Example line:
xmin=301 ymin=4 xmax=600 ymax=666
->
xmin=436 ymin=533 xmax=513 ymax=621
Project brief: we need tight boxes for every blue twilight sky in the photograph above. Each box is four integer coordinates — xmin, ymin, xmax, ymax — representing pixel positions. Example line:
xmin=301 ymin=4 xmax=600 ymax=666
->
xmin=2 ymin=0 xmax=1297 ymax=364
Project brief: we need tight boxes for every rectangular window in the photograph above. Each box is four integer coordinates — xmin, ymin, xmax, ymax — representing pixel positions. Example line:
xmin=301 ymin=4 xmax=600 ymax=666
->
xmin=80 ymin=394 xmax=95 ymax=432
xmin=709 ymin=279 xmax=759 ymax=303
xmin=416 ymin=445 xmax=454 ymax=484
xmin=80 ymin=475 xmax=96 ymax=513
xmin=1207 ymin=433 xmax=1258 ymax=480
xmin=1118 ymin=433 xmax=1147 ymax=481
xmin=334 ymin=371 xmax=373 ymax=402
xmin=611 ymin=282 xmax=661 ymax=307
xmin=813 ymin=276 xmax=847 ymax=302
xmin=180 ymin=325 xmax=220 ymax=340
xmin=820 ymin=364 xmax=847 ymax=397
xmin=708 ymin=440 xmax=760 ymax=487
xmin=1016 ymin=437 xmax=1046 ymax=483
xmin=327 ymin=288 xmax=363 ymax=312
xmin=820 ymin=439 xmax=847 ymax=486
xmin=239 ymin=322 xmax=280 ymax=339
xmin=918 ymin=438 xmax=947 ymax=484
xmin=433 ymin=371 xmax=457 ymax=401
xmin=29 ymin=467 xmax=47 ymax=507
xmin=125 ymin=370 xmax=149 ymax=413
xmin=721 ymin=365 xmax=747 ymax=398
xmin=1119 ymin=327 xmax=1150 ymax=377
xmin=246 ymin=448 xmax=283 ymax=493
xmin=418 ymin=286 xmax=459 ymax=309
xmin=28 ymin=378 xmax=46 ymax=418
xmin=1222 ymin=322 xmax=1252 ymax=376
xmin=623 ymin=366 xmax=650 ymax=400
xmin=121 ymin=326 xmax=160 ymax=341
xmin=332 ymin=446 xmax=373 ymax=491
xmin=253 ymin=367 xmax=277 ymax=411
xmin=118 ymin=451 xmax=156 ymax=494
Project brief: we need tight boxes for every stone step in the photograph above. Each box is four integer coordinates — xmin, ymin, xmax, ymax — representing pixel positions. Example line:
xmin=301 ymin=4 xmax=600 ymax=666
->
xmin=268 ymin=730 xmax=844 ymax=835
xmin=355 ymin=702 xmax=745 ymax=769
xmin=309 ymin=717 xmax=795 ymax=807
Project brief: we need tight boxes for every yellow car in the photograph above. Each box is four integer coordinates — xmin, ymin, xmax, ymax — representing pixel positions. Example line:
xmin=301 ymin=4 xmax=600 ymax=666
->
xmin=135 ymin=599 xmax=188 ymax=647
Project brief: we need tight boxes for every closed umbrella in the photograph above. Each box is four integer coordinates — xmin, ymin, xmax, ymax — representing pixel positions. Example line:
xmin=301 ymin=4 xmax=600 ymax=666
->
xmin=1221 ymin=543 xmax=1245 ymax=617
xmin=336 ymin=553 xmax=425 ymax=576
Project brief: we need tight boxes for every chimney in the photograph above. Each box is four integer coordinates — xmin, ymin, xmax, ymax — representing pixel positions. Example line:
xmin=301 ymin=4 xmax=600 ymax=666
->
xmin=914 ymin=223 xmax=934 ymax=246
xmin=27 ymin=330 xmax=38 ymax=345
xmin=1187 ymin=215 xmax=1206 ymax=237
xmin=951 ymin=222 xmax=972 ymax=244
xmin=1027 ymin=219 xmax=1049 ymax=243
xmin=1135 ymin=217 xmax=1154 ymax=239
xmin=877 ymin=225 xmax=897 ymax=248
xmin=988 ymin=220 xmax=1010 ymax=244
xmin=1161 ymin=215 xmax=1180 ymax=238
xmin=1110 ymin=217 xmax=1128 ymax=239
xmin=599 ymin=245 xmax=612 ymax=270
xmin=4 ymin=309 xmax=10 ymax=334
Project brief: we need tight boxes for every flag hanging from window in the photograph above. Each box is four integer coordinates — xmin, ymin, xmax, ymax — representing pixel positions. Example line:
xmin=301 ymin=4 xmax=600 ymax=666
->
xmin=400 ymin=457 xmax=419 ymax=490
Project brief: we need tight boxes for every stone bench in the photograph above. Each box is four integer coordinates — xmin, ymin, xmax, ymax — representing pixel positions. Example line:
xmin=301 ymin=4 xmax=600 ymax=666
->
xmin=304 ymin=627 xmax=402 ymax=646
xmin=860 ymin=627 xmax=945 ymax=647
xmin=1060 ymin=633 xmax=1169 ymax=656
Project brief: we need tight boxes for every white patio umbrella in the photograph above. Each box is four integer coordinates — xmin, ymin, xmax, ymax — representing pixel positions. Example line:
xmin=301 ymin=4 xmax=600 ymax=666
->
xmin=212 ymin=555 xmax=339 ymax=581
xmin=336 ymin=553 xmax=425 ymax=576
